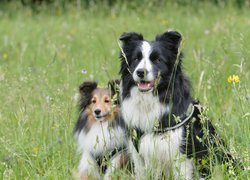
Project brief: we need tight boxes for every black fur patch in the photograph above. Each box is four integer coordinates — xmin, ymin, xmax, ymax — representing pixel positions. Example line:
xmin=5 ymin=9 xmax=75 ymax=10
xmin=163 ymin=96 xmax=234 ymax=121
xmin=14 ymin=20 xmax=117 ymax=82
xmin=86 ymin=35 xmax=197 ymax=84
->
xmin=74 ymin=81 xmax=97 ymax=134
xmin=119 ymin=30 xmax=243 ymax=177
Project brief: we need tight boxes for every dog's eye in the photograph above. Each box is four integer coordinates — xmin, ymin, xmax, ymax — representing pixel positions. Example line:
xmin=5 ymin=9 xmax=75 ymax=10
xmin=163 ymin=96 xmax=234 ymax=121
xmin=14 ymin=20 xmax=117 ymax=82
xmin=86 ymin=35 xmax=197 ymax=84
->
xmin=150 ymin=52 xmax=160 ymax=63
xmin=153 ymin=58 xmax=160 ymax=63
xmin=137 ymin=52 xmax=142 ymax=60
xmin=104 ymin=99 xmax=110 ymax=103
xmin=133 ymin=58 xmax=140 ymax=62
xmin=92 ymin=100 xmax=96 ymax=104
xmin=133 ymin=52 xmax=142 ymax=61
xmin=151 ymin=58 xmax=160 ymax=63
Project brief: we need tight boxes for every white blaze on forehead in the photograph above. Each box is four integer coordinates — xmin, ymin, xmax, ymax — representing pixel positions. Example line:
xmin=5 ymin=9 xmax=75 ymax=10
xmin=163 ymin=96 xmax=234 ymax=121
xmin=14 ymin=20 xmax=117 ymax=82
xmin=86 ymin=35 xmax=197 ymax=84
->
xmin=139 ymin=41 xmax=152 ymax=70
xmin=141 ymin=41 xmax=151 ymax=61
xmin=133 ymin=41 xmax=154 ymax=81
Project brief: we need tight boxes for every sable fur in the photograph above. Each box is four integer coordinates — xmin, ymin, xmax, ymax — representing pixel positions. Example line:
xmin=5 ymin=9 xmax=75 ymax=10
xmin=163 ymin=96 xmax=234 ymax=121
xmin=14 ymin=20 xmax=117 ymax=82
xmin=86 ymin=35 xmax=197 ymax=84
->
xmin=74 ymin=81 xmax=127 ymax=179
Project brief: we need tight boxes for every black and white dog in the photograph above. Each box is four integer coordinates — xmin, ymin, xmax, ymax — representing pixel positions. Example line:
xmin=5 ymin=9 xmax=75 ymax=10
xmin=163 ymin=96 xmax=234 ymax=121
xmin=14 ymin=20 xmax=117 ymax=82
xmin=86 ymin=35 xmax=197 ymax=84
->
xmin=118 ymin=31 xmax=238 ymax=179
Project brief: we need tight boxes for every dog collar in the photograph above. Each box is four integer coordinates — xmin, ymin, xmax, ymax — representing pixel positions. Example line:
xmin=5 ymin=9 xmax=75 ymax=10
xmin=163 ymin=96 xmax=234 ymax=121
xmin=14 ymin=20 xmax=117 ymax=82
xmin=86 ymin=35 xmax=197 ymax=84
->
xmin=131 ymin=101 xmax=200 ymax=152
xmin=154 ymin=103 xmax=196 ymax=133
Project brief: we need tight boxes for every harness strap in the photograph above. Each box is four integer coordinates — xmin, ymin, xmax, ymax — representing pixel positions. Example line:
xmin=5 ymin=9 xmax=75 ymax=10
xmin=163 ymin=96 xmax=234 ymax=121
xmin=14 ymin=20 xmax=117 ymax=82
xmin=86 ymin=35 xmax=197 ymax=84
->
xmin=154 ymin=103 xmax=195 ymax=133
xmin=130 ymin=102 xmax=201 ymax=153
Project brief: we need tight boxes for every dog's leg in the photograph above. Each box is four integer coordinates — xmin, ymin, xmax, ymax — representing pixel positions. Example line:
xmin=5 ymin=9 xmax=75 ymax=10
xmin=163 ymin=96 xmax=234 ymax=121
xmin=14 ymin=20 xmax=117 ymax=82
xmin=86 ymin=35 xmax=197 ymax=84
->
xmin=173 ymin=158 xmax=194 ymax=180
xmin=179 ymin=158 xmax=194 ymax=179
xmin=127 ymin=139 xmax=146 ymax=180
xmin=104 ymin=150 xmax=129 ymax=180
xmin=78 ymin=152 xmax=100 ymax=180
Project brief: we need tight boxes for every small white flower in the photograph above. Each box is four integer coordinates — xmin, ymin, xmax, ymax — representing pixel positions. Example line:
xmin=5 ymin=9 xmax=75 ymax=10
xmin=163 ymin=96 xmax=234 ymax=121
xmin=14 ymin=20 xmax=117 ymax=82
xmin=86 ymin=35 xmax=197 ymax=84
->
xmin=81 ymin=69 xmax=87 ymax=75
xmin=204 ymin=30 xmax=210 ymax=35
xmin=19 ymin=76 xmax=27 ymax=82
xmin=0 ymin=74 xmax=4 ymax=81
xmin=45 ymin=96 xmax=53 ymax=103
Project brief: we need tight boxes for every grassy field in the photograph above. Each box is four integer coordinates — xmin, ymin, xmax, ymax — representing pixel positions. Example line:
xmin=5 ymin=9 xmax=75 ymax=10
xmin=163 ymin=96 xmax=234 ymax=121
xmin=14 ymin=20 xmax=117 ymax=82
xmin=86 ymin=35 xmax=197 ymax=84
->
xmin=0 ymin=2 xmax=249 ymax=179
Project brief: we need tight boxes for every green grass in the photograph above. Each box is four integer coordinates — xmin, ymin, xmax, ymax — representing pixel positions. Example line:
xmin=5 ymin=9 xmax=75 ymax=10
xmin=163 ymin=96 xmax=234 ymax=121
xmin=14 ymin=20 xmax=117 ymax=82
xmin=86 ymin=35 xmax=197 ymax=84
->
xmin=0 ymin=2 xmax=249 ymax=179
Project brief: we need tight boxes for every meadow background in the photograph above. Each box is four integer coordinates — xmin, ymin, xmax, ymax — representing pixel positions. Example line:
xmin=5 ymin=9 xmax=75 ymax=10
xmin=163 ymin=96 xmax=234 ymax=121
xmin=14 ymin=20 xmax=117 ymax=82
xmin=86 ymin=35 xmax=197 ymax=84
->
xmin=0 ymin=0 xmax=249 ymax=179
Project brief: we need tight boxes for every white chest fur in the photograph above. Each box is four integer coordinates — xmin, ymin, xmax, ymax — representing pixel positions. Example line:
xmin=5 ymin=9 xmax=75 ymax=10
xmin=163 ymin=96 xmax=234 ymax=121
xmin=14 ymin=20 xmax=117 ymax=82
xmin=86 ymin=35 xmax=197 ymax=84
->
xmin=122 ymin=86 xmax=193 ymax=179
xmin=77 ymin=121 xmax=126 ymax=157
xmin=139 ymin=127 xmax=184 ymax=162
xmin=121 ymin=87 xmax=168 ymax=132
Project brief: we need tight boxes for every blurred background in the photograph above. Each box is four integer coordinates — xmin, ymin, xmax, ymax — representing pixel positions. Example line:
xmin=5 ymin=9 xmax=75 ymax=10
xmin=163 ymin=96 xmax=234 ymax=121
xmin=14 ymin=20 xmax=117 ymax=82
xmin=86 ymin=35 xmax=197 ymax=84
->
xmin=0 ymin=0 xmax=249 ymax=179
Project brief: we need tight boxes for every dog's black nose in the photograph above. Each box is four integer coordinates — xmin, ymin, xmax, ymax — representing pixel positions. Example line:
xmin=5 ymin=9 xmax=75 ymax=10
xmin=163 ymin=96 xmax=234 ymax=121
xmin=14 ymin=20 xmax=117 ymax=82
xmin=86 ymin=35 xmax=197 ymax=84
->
xmin=136 ymin=69 xmax=147 ymax=79
xmin=94 ymin=109 xmax=101 ymax=115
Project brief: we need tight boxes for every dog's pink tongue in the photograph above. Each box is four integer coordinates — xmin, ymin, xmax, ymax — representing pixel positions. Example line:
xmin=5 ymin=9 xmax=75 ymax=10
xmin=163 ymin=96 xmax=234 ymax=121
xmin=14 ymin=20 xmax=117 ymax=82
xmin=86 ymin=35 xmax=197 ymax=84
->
xmin=138 ymin=81 xmax=154 ymax=91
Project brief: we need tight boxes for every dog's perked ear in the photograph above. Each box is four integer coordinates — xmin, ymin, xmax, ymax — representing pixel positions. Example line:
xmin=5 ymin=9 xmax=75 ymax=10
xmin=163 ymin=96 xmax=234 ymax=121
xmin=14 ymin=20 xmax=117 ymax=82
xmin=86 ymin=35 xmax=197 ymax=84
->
xmin=119 ymin=32 xmax=143 ymax=44
xmin=108 ymin=79 xmax=120 ymax=105
xmin=79 ymin=81 xmax=97 ymax=95
xmin=155 ymin=31 xmax=182 ymax=52
xmin=78 ymin=81 xmax=97 ymax=110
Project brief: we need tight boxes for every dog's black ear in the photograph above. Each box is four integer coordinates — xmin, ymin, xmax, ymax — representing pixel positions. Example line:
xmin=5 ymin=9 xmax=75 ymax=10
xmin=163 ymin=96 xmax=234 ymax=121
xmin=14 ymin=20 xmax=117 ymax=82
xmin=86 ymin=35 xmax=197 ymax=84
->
xmin=156 ymin=31 xmax=182 ymax=51
xmin=75 ymin=81 xmax=97 ymax=135
xmin=78 ymin=81 xmax=97 ymax=110
xmin=108 ymin=79 xmax=120 ymax=105
xmin=79 ymin=81 xmax=97 ymax=96
xmin=119 ymin=32 xmax=143 ymax=44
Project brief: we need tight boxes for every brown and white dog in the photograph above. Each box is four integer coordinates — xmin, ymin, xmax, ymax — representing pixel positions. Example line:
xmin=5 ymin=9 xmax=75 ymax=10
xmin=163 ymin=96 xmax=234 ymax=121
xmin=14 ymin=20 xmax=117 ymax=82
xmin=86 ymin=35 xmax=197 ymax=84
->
xmin=74 ymin=81 xmax=127 ymax=179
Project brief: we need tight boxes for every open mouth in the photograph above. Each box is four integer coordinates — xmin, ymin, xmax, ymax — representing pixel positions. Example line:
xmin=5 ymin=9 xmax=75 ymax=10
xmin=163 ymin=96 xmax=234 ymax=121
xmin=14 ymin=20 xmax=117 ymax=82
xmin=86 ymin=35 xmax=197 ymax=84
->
xmin=137 ymin=80 xmax=154 ymax=92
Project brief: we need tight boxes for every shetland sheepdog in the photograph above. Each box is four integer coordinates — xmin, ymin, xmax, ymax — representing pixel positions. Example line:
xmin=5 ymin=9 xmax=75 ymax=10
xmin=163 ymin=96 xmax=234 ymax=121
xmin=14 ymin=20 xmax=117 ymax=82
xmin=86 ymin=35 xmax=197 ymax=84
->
xmin=74 ymin=81 xmax=127 ymax=179
xmin=118 ymin=30 xmax=241 ymax=179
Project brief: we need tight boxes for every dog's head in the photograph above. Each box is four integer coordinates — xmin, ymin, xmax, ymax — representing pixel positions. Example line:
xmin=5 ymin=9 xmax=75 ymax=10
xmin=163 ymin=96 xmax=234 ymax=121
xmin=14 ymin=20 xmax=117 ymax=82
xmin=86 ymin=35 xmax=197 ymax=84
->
xmin=79 ymin=81 xmax=120 ymax=122
xmin=119 ymin=31 xmax=182 ymax=93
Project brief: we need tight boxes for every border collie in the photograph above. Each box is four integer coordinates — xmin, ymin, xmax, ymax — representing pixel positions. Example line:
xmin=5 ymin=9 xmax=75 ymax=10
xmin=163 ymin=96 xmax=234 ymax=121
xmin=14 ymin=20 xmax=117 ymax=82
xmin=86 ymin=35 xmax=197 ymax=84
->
xmin=74 ymin=81 xmax=127 ymax=179
xmin=118 ymin=31 xmax=238 ymax=179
